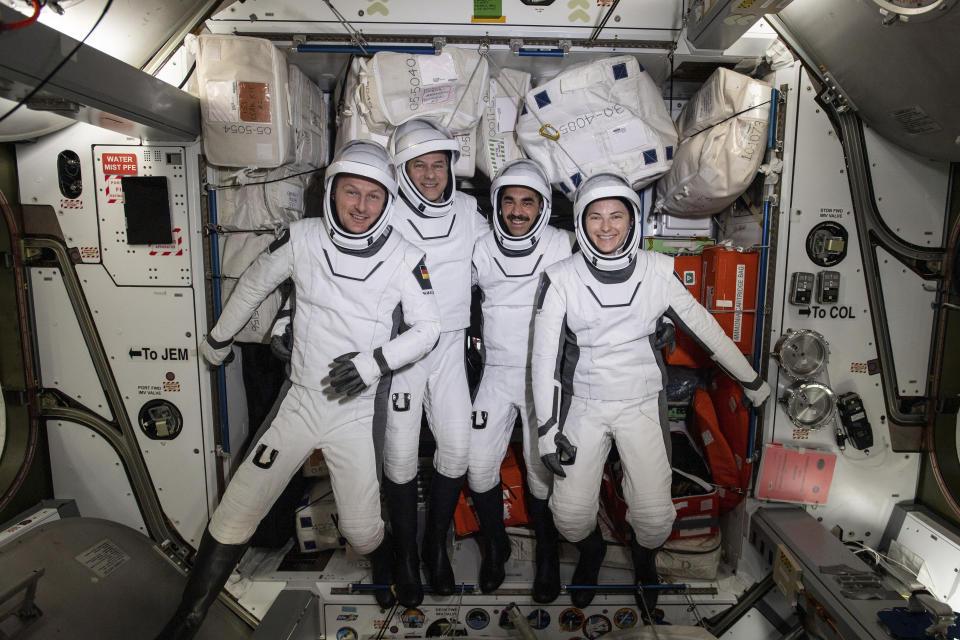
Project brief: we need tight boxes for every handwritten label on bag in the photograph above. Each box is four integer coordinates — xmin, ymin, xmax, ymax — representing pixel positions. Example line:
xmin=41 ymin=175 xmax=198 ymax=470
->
xmin=238 ymin=82 xmax=271 ymax=123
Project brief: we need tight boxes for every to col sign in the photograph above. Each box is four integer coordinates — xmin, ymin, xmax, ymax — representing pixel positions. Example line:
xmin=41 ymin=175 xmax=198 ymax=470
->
xmin=102 ymin=153 xmax=138 ymax=175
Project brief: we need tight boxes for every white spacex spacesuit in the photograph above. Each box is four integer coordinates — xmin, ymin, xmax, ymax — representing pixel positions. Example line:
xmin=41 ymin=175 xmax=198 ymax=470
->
xmin=469 ymin=162 xmax=572 ymax=501
xmin=157 ymin=141 xmax=439 ymax=639
xmin=468 ymin=159 xmax=572 ymax=600
xmin=201 ymin=143 xmax=440 ymax=554
xmin=532 ymin=173 xmax=769 ymax=611
xmin=381 ymin=119 xmax=488 ymax=604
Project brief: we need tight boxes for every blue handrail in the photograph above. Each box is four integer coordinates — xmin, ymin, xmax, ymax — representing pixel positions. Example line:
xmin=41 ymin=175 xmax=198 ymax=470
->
xmin=297 ymin=44 xmax=437 ymax=55
xmin=746 ymin=87 xmax=779 ymax=465
xmin=207 ymin=188 xmax=230 ymax=454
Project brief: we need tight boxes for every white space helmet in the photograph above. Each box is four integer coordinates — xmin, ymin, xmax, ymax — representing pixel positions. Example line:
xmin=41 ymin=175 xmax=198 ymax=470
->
xmin=490 ymin=159 xmax=552 ymax=252
xmin=389 ymin=119 xmax=460 ymax=217
xmin=323 ymin=140 xmax=398 ymax=251
xmin=573 ymin=173 xmax=643 ymax=272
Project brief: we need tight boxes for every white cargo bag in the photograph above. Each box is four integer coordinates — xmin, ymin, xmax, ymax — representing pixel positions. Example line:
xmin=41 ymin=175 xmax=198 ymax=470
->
xmin=295 ymin=477 xmax=346 ymax=553
xmin=677 ymin=67 xmax=771 ymax=141
xmin=192 ymin=34 xmax=293 ymax=168
xmin=356 ymin=47 xmax=488 ymax=134
xmin=477 ymin=68 xmax=530 ymax=179
xmin=453 ymin=126 xmax=477 ymax=178
xmin=656 ymin=531 xmax=722 ymax=580
xmin=334 ymin=57 xmax=391 ymax=152
xmin=516 ymin=55 xmax=677 ymax=199
xmin=287 ymin=64 xmax=330 ymax=168
xmin=216 ymin=166 xmax=308 ymax=342
xmin=657 ymin=69 xmax=771 ymax=216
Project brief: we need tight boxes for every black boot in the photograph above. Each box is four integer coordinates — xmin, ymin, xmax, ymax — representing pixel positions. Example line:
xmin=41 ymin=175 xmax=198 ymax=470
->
xmin=471 ymin=484 xmax=511 ymax=593
xmin=155 ymin=529 xmax=247 ymax=640
xmin=421 ymin=472 xmax=465 ymax=596
xmin=526 ymin=496 xmax=561 ymax=603
xmin=384 ymin=477 xmax=423 ymax=608
xmin=570 ymin=526 xmax=606 ymax=609
xmin=369 ymin=534 xmax=396 ymax=609
xmin=631 ymin=540 xmax=661 ymax=621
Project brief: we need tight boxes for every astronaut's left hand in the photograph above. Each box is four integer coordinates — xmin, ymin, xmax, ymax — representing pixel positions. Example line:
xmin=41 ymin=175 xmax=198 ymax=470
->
xmin=539 ymin=428 xmax=577 ymax=477
xmin=327 ymin=351 xmax=380 ymax=397
xmin=652 ymin=317 xmax=676 ymax=353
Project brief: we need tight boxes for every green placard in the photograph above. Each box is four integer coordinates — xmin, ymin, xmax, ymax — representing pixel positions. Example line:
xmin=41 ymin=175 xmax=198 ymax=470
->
xmin=474 ymin=0 xmax=502 ymax=18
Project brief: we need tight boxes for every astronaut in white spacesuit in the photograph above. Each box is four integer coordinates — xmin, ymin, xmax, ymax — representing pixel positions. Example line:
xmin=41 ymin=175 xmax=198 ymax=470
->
xmin=382 ymin=119 xmax=488 ymax=606
xmin=468 ymin=159 xmax=572 ymax=600
xmin=532 ymin=173 xmax=770 ymax=614
xmin=156 ymin=141 xmax=440 ymax=640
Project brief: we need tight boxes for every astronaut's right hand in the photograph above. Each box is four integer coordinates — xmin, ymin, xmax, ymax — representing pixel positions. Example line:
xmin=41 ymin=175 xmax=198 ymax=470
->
xmin=198 ymin=335 xmax=234 ymax=366
xmin=743 ymin=377 xmax=772 ymax=408
xmin=539 ymin=426 xmax=577 ymax=477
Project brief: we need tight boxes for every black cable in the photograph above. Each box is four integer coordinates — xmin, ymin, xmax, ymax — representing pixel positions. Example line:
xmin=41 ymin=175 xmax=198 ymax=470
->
xmin=0 ymin=0 xmax=114 ymax=125
xmin=685 ymin=99 xmax=773 ymax=140
xmin=207 ymin=167 xmax=319 ymax=190
xmin=177 ymin=60 xmax=196 ymax=90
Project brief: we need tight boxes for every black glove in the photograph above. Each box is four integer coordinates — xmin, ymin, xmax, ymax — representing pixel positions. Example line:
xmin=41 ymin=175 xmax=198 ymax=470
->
xmin=328 ymin=352 xmax=366 ymax=397
xmin=652 ymin=317 xmax=676 ymax=353
xmin=270 ymin=323 xmax=293 ymax=361
xmin=540 ymin=433 xmax=578 ymax=478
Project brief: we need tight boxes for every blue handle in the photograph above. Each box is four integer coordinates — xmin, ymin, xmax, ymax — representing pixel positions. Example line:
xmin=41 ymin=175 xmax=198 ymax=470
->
xmin=517 ymin=48 xmax=566 ymax=57
xmin=297 ymin=44 xmax=437 ymax=55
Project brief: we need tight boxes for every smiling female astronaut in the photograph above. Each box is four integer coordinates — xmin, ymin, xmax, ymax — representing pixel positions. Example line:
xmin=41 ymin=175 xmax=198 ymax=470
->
xmin=532 ymin=173 xmax=771 ymax=616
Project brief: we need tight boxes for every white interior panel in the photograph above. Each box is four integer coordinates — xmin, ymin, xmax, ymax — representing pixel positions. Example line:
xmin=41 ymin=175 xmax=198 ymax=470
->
xmin=93 ymin=145 xmax=193 ymax=287
xmin=875 ymin=246 xmax=936 ymax=397
xmin=29 ymin=267 xmax=113 ymax=420
xmin=77 ymin=263 xmax=210 ymax=546
xmin=47 ymin=420 xmax=146 ymax=535
xmin=764 ymin=67 xmax=919 ymax=542
xmin=864 ymin=125 xmax=949 ymax=248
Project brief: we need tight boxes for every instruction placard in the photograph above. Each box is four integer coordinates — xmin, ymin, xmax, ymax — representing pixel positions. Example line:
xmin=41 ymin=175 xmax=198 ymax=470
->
xmin=76 ymin=538 xmax=130 ymax=578
xmin=473 ymin=0 xmax=502 ymax=18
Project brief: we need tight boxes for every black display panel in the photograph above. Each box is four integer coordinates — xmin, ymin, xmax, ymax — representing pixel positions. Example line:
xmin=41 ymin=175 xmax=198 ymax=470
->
xmin=121 ymin=176 xmax=172 ymax=244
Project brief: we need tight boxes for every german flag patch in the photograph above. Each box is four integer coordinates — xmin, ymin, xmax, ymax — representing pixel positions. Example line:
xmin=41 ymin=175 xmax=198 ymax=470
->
xmin=413 ymin=258 xmax=434 ymax=292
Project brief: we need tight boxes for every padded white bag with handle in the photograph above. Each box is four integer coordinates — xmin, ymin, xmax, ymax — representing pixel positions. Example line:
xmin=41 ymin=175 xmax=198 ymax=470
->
xmin=516 ymin=55 xmax=677 ymax=199
xmin=356 ymin=47 xmax=489 ymax=134
xmin=476 ymin=68 xmax=530 ymax=179
xmin=656 ymin=68 xmax=772 ymax=216
xmin=334 ymin=57 xmax=391 ymax=152
xmin=192 ymin=34 xmax=293 ymax=168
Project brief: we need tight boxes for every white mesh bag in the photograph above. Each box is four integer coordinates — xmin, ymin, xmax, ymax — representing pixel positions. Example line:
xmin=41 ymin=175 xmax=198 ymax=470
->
xmin=356 ymin=47 xmax=489 ymax=134
xmin=192 ymin=34 xmax=293 ymax=168
xmin=657 ymin=69 xmax=772 ymax=216
xmin=287 ymin=63 xmax=330 ymax=168
xmin=216 ymin=166 xmax=309 ymax=342
xmin=476 ymin=68 xmax=531 ymax=179
xmin=516 ymin=55 xmax=677 ymax=199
